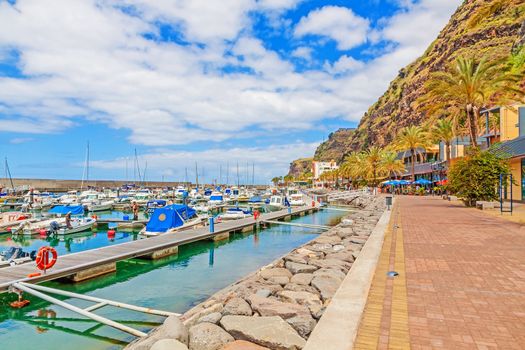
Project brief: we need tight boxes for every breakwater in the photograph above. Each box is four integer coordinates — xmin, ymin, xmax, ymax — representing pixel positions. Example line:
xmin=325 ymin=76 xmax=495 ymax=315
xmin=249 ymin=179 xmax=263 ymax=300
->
xmin=127 ymin=196 xmax=385 ymax=350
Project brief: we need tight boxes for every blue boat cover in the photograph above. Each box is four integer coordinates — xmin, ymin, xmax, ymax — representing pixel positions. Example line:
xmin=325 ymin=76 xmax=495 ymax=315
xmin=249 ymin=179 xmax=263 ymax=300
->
xmin=146 ymin=204 xmax=197 ymax=233
xmin=248 ymin=196 xmax=262 ymax=203
xmin=210 ymin=195 xmax=223 ymax=201
xmin=48 ymin=205 xmax=84 ymax=215
xmin=147 ymin=199 xmax=167 ymax=206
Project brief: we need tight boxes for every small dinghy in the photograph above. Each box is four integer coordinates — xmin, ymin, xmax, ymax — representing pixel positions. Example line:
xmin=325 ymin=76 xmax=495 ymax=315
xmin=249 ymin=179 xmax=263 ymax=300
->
xmin=0 ymin=247 xmax=35 ymax=268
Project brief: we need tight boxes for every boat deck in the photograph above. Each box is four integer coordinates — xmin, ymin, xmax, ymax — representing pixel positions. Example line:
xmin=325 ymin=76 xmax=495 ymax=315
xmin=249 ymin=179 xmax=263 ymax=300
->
xmin=0 ymin=205 xmax=316 ymax=292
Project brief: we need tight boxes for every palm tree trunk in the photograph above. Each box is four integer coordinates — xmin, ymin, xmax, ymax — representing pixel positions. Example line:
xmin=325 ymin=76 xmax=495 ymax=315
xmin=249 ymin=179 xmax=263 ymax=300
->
xmin=411 ymin=149 xmax=416 ymax=182
xmin=466 ymin=104 xmax=479 ymax=149
xmin=446 ymin=142 xmax=451 ymax=162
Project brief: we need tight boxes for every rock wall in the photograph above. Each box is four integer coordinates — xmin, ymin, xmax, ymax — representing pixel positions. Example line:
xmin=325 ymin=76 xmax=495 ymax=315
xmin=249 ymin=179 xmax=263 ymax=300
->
xmin=126 ymin=196 xmax=386 ymax=350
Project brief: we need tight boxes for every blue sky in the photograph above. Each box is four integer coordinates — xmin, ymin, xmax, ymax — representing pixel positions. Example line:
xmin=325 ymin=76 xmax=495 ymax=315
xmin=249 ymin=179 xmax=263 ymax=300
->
xmin=0 ymin=0 xmax=460 ymax=184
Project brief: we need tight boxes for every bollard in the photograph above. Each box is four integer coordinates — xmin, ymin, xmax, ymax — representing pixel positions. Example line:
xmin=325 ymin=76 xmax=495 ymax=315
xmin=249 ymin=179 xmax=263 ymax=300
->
xmin=386 ymin=196 xmax=392 ymax=210
xmin=209 ymin=217 xmax=215 ymax=233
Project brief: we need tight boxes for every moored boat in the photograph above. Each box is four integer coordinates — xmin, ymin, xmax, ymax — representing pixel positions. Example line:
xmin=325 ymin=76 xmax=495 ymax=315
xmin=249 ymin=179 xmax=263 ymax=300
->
xmin=140 ymin=204 xmax=204 ymax=237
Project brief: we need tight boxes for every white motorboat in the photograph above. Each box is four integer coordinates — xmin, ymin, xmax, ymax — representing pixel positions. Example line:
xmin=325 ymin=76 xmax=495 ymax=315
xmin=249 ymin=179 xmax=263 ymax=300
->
xmin=86 ymin=200 xmax=114 ymax=212
xmin=289 ymin=193 xmax=305 ymax=206
xmin=0 ymin=212 xmax=33 ymax=234
xmin=208 ymin=191 xmax=224 ymax=205
xmin=219 ymin=207 xmax=252 ymax=220
xmin=13 ymin=217 xmax=66 ymax=235
xmin=140 ymin=204 xmax=204 ymax=237
xmin=267 ymin=195 xmax=286 ymax=211
xmin=53 ymin=217 xmax=97 ymax=235
xmin=0 ymin=247 xmax=34 ymax=268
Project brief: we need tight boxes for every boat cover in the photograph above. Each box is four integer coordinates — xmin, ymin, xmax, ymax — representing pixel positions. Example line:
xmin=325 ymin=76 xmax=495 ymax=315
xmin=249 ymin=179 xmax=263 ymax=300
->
xmin=210 ymin=195 xmax=223 ymax=201
xmin=147 ymin=199 xmax=167 ymax=207
xmin=248 ymin=196 xmax=262 ymax=203
xmin=146 ymin=204 xmax=197 ymax=233
xmin=48 ymin=205 xmax=84 ymax=215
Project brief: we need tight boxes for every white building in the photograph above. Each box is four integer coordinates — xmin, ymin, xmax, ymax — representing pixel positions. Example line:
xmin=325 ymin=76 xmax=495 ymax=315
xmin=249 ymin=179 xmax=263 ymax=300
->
xmin=312 ymin=160 xmax=338 ymax=186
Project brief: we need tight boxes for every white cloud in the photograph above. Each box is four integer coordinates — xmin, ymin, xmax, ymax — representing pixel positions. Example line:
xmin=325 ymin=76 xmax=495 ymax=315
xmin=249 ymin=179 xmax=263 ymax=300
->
xmin=294 ymin=6 xmax=369 ymax=50
xmin=90 ymin=142 xmax=319 ymax=182
xmin=0 ymin=0 xmax=461 ymax=177
xmin=291 ymin=46 xmax=312 ymax=60
xmin=9 ymin=137 xmax=34 ymax=144
xmin=324 ymin=55 xmax=365 ymax=74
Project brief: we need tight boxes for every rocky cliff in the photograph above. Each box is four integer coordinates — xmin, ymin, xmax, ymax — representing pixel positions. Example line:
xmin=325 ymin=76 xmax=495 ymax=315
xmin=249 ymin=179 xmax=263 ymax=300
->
xmin=288 ymin=0 xmax=525 ymax=177
xmin=351 ymin=0 xmax=525 ymax=151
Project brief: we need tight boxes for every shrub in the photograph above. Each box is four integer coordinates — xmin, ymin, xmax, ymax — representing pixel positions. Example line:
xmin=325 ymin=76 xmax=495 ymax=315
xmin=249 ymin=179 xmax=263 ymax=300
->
xmin=448 ymin=150 xmax=510 ymax=206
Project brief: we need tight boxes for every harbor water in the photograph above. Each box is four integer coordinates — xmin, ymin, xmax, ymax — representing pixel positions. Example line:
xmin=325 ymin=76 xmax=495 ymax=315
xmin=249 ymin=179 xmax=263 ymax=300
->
xmin=0 ymin=208 xmax=346 ymax=350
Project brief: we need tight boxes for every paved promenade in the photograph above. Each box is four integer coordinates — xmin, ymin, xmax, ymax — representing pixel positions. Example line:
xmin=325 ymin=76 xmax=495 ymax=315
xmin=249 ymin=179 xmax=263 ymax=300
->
xmin=355 ymin=196 xmax=525 ymax=349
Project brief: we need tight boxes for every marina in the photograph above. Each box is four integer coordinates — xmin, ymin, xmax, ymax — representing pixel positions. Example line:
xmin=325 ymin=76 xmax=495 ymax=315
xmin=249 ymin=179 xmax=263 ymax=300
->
xmin=0 ymin=205 xmax=317 ymax=292
xmin=0 ymin=207 xmax=345 ymax=350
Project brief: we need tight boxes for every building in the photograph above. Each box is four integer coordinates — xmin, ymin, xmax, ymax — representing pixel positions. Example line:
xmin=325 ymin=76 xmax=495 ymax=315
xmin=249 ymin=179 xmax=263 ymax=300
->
xmin=486 ymin=104 xmax=525 ymax=201
xmin=312 ymin=160 xmax=338 ymax=187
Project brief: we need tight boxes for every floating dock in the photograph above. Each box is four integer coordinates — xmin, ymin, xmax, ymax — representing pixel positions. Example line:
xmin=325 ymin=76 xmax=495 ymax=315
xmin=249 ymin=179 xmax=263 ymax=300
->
xmin=0 ymin=205 xmax=318 ymax=292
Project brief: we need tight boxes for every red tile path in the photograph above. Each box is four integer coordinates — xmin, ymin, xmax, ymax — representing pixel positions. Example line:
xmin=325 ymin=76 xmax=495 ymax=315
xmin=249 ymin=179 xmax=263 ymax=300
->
xmin=400 ymin=196 xmax=525 ymax=349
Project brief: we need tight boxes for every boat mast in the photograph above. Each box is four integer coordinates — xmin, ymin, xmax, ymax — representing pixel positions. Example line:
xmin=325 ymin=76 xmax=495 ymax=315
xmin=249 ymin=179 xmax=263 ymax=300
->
xmin=184 ymin=167 xmax=188 ymax=187
xmin=252 ymin=163 xmax=255 ymax=188
xmin=226 ymin=162 xmax=229 ymax=186
xmin=219 ymin=164 xmax=222 ymax=186
xmin=125 ymin=157 xmax=128 ymax=184
xmin=134 ymin=149 xmax=142 ymax=186
xmin=195 ymin=162 xmax=199 ymax=189
xmin=80 ymin=141 xmax=89 ymax=192
xmin=142 ymin=161 xmax=147 ymax=185
xmin=236 ymin=162 xmax=240 ymax=187
xmin=4 ymin=157 xmax=14 ymax=194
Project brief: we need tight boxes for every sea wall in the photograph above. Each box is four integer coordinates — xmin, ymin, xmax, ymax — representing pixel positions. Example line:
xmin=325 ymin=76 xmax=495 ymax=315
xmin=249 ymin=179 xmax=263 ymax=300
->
xmin=126 ymin=196 xmax=386 ymax=350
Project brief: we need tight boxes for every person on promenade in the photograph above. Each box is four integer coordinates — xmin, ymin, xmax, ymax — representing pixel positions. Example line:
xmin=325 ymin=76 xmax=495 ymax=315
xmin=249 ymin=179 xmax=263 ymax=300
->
xmin=65 ymin=212 xmax=72 ymax=229
xmin=132 ymin=202 xmax=139 ymax=221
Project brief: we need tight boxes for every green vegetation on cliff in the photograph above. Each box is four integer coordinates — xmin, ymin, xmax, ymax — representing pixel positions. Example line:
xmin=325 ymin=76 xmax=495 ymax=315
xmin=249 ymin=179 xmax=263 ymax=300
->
xmin=287 ymin=0 xmax=525 ymax=179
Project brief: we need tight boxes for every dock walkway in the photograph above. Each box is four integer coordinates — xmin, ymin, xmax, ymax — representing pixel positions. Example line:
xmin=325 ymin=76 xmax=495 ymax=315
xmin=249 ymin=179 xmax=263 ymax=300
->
xmin=0 ymin=206 xmax=316 ymax=292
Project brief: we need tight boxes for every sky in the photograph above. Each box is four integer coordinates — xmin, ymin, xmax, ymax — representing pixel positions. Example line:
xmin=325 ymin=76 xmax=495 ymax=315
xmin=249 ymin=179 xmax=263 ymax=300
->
xmin=0 ymin=0 xmax=461 ymax=184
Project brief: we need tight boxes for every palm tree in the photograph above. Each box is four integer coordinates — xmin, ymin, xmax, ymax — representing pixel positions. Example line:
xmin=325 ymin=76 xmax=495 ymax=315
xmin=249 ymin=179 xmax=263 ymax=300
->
xmin=431 ymin=119 xmax=455 ymax=162
xmin=380 ymin=151 xmax=405 ymax=179
xmin=395 ymin=126 xmax=430 ymax=182
xmin=363 ymin=146 xmax=384 ymax=187
xmin=420 ymin=55 xmax=523 ymax=148
xmin=342 ymin=151 xmax=366 ymax=188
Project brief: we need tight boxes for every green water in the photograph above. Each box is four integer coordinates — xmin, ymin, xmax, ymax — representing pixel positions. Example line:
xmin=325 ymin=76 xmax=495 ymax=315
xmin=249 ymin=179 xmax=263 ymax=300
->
xmin=0 ymin=209 xmax=345 ymax=350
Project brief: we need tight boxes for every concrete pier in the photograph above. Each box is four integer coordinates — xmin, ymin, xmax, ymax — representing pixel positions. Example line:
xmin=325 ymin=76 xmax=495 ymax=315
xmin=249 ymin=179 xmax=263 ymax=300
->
xmin=67 ymin=262 xmax=117 ymax=282
xmin=139 ymin=246 xmax=179 ymax=260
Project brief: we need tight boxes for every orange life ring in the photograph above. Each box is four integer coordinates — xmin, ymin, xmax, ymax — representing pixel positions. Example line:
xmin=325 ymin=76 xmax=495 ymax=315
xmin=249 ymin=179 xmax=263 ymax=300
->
xmin=35 ymin=247 xmax=58 ymax=270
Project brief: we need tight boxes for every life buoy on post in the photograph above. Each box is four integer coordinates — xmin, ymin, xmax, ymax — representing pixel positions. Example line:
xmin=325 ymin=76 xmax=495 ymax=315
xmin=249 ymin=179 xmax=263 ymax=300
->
xmin=35 ymin=246 xmax=58 ymax=271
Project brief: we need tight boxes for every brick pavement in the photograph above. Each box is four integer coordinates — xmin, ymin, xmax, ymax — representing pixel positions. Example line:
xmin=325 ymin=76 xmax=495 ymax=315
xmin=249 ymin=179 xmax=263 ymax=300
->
xmin=355 ymin=196 xmax=525 ymax=349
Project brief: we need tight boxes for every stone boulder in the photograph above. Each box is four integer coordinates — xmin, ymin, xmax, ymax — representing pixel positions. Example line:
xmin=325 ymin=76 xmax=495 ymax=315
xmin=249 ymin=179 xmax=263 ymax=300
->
xmin=220 ymin=340 xmax=270 ymax=349
xmin=267 ymin=276 xmax=290 ymax=286
xmin=151 ymin=339 xmax=188 ymax=350
xmin=197 ymin=312 xmax=222 ymax=324
xmin=290 ymin=273 xmax=313 ymax=286
xmin=259 ymin=268 xmax=292 ymax=280
xmin=285 ymin=261 xmax=318 ymax=274
xmin=189 ymin=322 xmax=234 ymax=350
xmin=129 ymin=316 xmax=189 ymax=350
xmin=307 ymin=243 xmax=333 ymax=254
xmin=247 ymin=295 xmax=310 ymax=319
xmin=312 ymin=268 xmax=347 ymax=281
xmin=308 ymin=259 xmax=351 ymax=272
xmin=223 ymin=297 xmax=252 ymax=316
xmin=283 ymin=283 xmax=320 ymax=295
xmin=311 ymin=275 xmax=342 ymax=300
xmin=220 ymin=316 xmax=306 ymax=350
xmin=277 ymin=290 xmax=322 ymax=308
xmin=285 ymin=314 xmax=317 ymax=338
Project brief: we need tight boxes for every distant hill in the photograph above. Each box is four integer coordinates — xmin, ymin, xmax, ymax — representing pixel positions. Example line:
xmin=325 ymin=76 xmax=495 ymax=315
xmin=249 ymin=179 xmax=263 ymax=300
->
xmin=288 ymin=0 xmax=525 ymax=178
